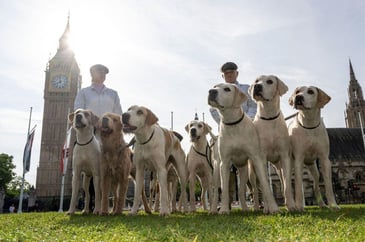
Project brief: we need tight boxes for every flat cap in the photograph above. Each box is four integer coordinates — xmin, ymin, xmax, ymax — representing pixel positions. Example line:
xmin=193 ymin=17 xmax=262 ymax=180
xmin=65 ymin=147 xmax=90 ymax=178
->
xmin=221 ymin=62 xmax=238 ymax=72
xmin=90 ymin=64 xmax=109 ymax=74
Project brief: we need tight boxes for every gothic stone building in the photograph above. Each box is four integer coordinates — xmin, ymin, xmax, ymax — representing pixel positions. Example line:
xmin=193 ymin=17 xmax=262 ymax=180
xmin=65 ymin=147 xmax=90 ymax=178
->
xmin=36 ymin=18 xmax=81 ymax=205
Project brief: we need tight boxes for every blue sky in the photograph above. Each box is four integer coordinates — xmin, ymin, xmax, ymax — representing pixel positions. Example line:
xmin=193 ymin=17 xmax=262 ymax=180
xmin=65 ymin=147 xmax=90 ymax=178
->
xmin=1 ymin=0 xmax=365 ymax=186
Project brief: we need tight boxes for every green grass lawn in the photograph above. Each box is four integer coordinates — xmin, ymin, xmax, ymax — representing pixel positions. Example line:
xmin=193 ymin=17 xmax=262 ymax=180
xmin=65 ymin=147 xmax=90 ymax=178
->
xmin=1 ymin=205 xmax=365 ymax=241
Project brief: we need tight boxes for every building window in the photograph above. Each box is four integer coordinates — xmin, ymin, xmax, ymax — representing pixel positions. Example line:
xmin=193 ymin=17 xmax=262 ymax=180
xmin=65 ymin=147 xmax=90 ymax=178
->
xmin=355 ymin=172 xmax=362 ymax=183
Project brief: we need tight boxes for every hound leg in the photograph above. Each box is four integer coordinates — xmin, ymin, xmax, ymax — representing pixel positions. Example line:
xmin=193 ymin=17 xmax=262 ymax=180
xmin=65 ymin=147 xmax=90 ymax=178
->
xmin=93 ymin=175 xmax=101 ymax=215
xmin=237 ymin=166 xmax=249 ymax=211
xmin=129 ymin=163 xmax=144 ymax=216
xmin=189 ymin=173 xmax=197 ymax=212
xmin=219 ymin=160 xmax=231 ymax=214
xmin=82 ymin=175 xmax=91 ymax=214
xmin=248 ymin=161 xmax=260 ymax=211
xmin=319 ymin=157 xmax=340 ymax=210
xmin=157 ymin=168 xmax=170 ymax=216
xmin=250 ymin=155 xmax=279 ymax=214
xmin=307 ymin=162 xmax=327 ymax=208
xmin=210 ymin=159 xmax=220 ymax=214
xmin=294 ymin=157 xmax=305 ymax=211
xmin=279 ymin=156 xmax=296 ymax=212
xmin=67 ymin=169 xmax=81 ymax=215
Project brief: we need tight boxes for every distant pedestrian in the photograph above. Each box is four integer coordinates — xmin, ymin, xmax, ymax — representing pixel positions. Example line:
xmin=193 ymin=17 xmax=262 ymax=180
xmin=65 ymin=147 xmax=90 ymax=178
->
xmin=9 ymin=204 xmax=15 ymax=213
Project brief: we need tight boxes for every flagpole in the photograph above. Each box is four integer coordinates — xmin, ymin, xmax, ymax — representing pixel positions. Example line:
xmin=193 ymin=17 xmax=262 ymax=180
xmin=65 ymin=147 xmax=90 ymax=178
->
xmin=171 ymin=111 xmax=173 ymax=130
xmin=18 ymin=107 xmax=33 ymax=213
xmin=59 ymin=108 xmax=70 ymax=212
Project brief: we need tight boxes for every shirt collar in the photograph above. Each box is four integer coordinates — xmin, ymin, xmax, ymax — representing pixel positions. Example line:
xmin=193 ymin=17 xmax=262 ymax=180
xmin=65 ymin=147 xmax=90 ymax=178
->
xmin=91 ymin=83 xmax=105 ymax=93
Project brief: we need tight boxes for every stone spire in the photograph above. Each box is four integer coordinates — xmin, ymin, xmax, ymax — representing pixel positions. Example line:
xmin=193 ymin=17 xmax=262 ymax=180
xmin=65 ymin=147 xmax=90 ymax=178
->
xmin=58 ymin=14 xmax=71 ymax=51
xmin=349 ymin=59 xmax=357 ymax=83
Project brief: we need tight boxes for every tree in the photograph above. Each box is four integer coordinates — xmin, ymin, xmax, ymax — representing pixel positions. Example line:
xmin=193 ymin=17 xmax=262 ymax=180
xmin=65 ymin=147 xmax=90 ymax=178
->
xmin=0 ymin=153 xmax=16 ymax=191
xmin=7 ymin=176 xmax=32 ymax=197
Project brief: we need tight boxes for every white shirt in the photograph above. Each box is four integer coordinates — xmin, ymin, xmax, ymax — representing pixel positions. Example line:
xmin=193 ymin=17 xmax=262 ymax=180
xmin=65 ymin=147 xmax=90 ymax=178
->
xmin=74 ymin=84 xmax=122 ymax=116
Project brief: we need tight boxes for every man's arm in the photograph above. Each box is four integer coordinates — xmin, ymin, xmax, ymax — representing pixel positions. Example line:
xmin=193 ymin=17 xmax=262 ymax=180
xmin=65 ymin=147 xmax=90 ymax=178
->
xmin=210 ymin=107 xmax=221 ymax=124
xmin=113 ymin=92 xmax=123 ymax=115
xmin=74 ymin=89 xmax=85 ymax=111
xmin=238 ymin=83 xmax=257 ymax=119
xmin=246 ymin=97 xmax=257 ymax=119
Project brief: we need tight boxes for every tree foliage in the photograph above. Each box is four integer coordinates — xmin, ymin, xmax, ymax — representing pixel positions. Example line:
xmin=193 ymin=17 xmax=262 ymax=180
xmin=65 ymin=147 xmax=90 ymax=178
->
xmin=0 ymin=153 xmax=16 ymax=190
xmin=7 ymin=176 xmax=32 ymax=197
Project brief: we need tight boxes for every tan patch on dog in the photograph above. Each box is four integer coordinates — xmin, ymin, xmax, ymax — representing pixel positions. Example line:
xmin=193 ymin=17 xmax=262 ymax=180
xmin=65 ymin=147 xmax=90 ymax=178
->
xmin=163 ymin=129 xmax=173 ymax=157
xmin=316 ymin=87 xmax=331 ymax=108
xmin=146 ymin=108 xmax=159 ymax=126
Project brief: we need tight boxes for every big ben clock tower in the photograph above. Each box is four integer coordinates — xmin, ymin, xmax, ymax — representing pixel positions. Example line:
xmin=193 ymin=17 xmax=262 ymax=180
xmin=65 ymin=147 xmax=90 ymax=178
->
xmin=36 ymin=17 xmax=81 ymax=199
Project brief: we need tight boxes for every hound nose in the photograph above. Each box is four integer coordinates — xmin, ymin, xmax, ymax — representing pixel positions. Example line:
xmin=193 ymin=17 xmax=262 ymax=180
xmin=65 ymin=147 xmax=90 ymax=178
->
xmin=208 ymin=89 xmax=217 ymax=100
xmin=76 ymin=114 xmax=82 ymax=123
xmin=253 ymin=84 xmax=262 ymax=94
xmin=295 ymin=95 xmax=304 ymax=105
xmin=191 ymin=128 xmax=197 ymax=137
xmin=121 ymin=113 xmax=130 ymax=124
xmin=102 ymin=117 xmax=109 ymax=127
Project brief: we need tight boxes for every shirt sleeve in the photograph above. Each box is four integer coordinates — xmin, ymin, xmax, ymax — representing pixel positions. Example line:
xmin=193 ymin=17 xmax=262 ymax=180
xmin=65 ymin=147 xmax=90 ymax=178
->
xmin=113 ymin=91 xmax=123 ymax=115
xmin=238 ymin=83 xmax=257 ymax=119
xmin=209 ymin=107 xmax=221 ymax=124
xmin=74 ymin=89 xmax=85 ymax=111
xmin=246 ymin=97 xmax=257 ymax=119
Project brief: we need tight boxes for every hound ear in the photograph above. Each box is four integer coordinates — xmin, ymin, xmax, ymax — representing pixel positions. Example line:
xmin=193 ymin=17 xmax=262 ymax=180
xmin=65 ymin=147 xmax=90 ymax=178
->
xmin=316 ymin=87 xmax=331 ymax=108
xmin=276 ymin=76 xmax=288 ymax=96
xmin=146 ymin=108 xmax=159 ymax=125
xmin=288 ymin=87 xmax=299 ymax=107
xmin=203 ymin=123 xmax=212 ymax=135
xmin=233 ymin=85 xmax=248 ymax=107
xmin=68 ymin=112 xmax=75 ymax=124
xmin=185 ymin=123 xmax=190 ymax=133
xmin=90 ymin=111 xmax=100 ymax=126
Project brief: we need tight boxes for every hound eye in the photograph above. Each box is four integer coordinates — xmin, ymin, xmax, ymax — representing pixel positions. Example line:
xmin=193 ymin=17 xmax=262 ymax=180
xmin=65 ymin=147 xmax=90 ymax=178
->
xmin=308 ymin=89 xmax=314 ymax=95
xmin=224 ymin=87 xmax=231 ymax=92
xmin=267 ymin=79 xmax=273 ymax=84
xmin=295 ymin=90 xmax=300 ymax=95
xmin=255 ymin=79 xmax=259 ymax=83
xmin=137 ymin=110 xmax=143 ymax=115
xmin=198 ymin=124 xmax=203 ymax=128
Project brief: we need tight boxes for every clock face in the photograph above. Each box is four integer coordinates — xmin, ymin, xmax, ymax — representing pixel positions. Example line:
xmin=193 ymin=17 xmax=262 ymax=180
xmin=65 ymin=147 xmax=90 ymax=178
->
xmin=51 ymin=75 xmax=69 ymax=89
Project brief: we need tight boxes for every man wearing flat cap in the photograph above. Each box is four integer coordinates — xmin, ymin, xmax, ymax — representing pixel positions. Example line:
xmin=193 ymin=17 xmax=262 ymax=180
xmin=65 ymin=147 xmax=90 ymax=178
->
xmin=210 ymin=61 xmax=257 ymax=209
xmin=210 ymin=61 xmax=257 ymax=122
xmin=74 ymin=64 xmax=122 ymax=117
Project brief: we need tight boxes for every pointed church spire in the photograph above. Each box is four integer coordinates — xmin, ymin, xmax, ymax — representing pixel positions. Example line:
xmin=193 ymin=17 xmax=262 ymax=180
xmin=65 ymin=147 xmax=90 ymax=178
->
xmin=349 ymin=58 xmax=357 ymax=82
xmin=346 ymin=58 xmax=365 ymax=128
xmin=58 ymin=14 xmax=71 ymax=51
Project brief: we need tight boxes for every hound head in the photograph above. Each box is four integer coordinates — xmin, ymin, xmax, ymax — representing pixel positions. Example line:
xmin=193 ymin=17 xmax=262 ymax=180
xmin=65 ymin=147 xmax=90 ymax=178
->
xmin=121 ymin=105 xmax=158 ymax=133
xmin=289 ymin=86 xmax=331 ymax=110
xmin=98 ymin=112 xmax=123 ymax=137
xmin=208 ymin=83 xmax=248 ymax=111
xmin=68 ymin=109 xmax=99 ymax=130
xmin=249 ymin=75 xmax=288 ymax=102
xmin=185 ymin=120 xmax=212 ymax=142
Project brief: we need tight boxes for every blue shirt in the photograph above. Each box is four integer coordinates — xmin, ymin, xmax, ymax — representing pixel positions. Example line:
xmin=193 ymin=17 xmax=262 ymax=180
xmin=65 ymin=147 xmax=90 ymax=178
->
xmin=210 ymin=81 xmax=257 ymax=124
xmin=74 ymin=84 xmax=122 ymax=117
